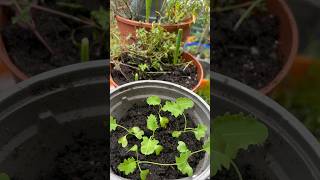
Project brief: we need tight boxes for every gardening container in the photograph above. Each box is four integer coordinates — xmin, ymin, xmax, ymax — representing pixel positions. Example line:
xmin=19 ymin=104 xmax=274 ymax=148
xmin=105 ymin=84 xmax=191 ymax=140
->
xmin=115 ymin=15 xmax=192 ymax=44
xmin=110 ymin=51 xmax=204 ymax=91
xmin=212 ymin=71 xmax=320 ymax=179
xmin=260 ymin=0 xmax=298 ymax=94
xmin=110 ymin=80 xmax=210 ymax=180
xmin=0 ymin=60 xmax=108 ymax=179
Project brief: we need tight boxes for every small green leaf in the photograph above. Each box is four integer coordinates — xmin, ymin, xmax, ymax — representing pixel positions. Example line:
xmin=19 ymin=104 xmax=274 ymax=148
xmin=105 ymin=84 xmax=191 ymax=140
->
xmin=155 ymin=145 xmax=163 ymax=155
xmin=177 ymin=141 xmax=189 ymax=153
xmin=110 ymin=116 xmax=117 ymax=132
xmin=203 ymin=138 xmax=210 ymax=155
xmin=139 ymin=63 xmax=148 ymax=72
xmin=0 ymin=173 xmax=10 ymax=180
xmin=118 ymin=135 xmax=128 ymax=148
xmin=117 ymin=157 xmax=137 ymax=175
xmin=176 ymin=97 xmax=194 ymax=110
xmin=193 ymin=124 xmax=207 ymax=140
xmin=172 ymin=131 xmax=181 ymax=138
xmin=129 ymin=145 xmax=138 ymax=152
xmin=141 ymin=136 xmax=160 ymax=155
xmin=147 ymin=114 xmax=159 ymax=132
xmin=162 ymin=101 xmax=184 ymax=117
xmin=147 ymin=96 xmax=161 ymax=106
xmin=140 ymin=169 xmax=150 ymax=180
xmin=176 ymin=151 xmax=193 ymax=176
xmin=129 ymin=127 xmax=144 ymax=139
xmin=159 ymin=116 xmax=169 ymax=128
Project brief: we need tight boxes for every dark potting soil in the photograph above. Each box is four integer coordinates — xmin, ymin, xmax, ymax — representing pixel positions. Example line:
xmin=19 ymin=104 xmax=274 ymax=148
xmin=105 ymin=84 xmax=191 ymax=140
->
xmin=212 ymin=7 xmax=282 ymax=89
xmin=1 ymin=0 xmax=107 ymax=76
xmin=36 ymin=133 xmax=108 ymax=180
xmin=111 ymin=53 xmax=198 ymax=90
xmin=110 ymin=104 xmax=205 ymax=179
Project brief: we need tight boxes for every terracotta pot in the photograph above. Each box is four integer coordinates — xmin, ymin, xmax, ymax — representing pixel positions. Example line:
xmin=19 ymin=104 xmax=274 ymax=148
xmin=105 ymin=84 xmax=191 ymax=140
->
xmin=115 ymin=15 xmax=193 ymax=44
xmin=110 ymin=52 xmax=204 ymax=92
xmin=259 ymin=0 xmax=298 ymax=94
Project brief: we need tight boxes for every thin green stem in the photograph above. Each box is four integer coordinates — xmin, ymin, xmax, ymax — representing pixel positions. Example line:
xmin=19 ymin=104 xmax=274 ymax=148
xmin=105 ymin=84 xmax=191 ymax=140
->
xmin=231 ymin=160 xmax=243 ymax=180
xmin=190 ymin=149 xmax=205 ymax=156
xmin=183 ymin=114 xmax=187 ymax=131
xmin=117 ymin=124 xmax=130 ymax=133
xmin=139 ymin=161 xmax=176 ymax=166
xmin=136 ymin=152 xmax=142 ymax=172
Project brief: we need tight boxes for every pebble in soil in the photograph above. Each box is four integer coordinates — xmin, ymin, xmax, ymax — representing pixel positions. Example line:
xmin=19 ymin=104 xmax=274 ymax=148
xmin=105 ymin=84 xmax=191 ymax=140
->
xmin=110 ymin=104 xmax=206 ymax=180
xmin=212 ymin=4 xmax=282 ymax=90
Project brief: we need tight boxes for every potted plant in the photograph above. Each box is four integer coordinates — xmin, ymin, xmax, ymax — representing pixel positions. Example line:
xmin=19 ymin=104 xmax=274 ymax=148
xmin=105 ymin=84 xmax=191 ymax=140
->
xmin=212 ymin=71 xmax=320 ymax=179
xmin=110 ymin=25 xmax=204 ymax=91
xmin=0 ymin=61 xmax=109 ymax=179
xmin=212 ymin=0 xmax=298 ymax=94
xmin=111 ymin=0 xmax=208 ymax=43
xmin=0 ymin=0 xmax=107 ymax=81
xmin=110 ymin=80 xmax=210 ymax=179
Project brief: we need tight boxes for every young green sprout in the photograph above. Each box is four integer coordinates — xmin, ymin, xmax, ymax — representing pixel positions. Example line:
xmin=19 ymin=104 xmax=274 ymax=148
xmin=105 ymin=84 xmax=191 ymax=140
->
xmin=80 ymin=37 xmax=89 ymax=62
xmin=111 ymin=95 xmax=210 ymax=179
xmin=173 ymin=29 xmax=183 ymax=65
xmin=145 ymin=0 xmax=153 ymax=22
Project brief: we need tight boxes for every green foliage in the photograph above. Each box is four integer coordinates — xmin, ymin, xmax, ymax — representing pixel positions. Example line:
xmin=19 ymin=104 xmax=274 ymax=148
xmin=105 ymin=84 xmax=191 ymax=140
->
xmin=140 ymin=169 xmax=150 ymax=180
xmin=147 ymin=114 xmax=159 ymax=133
xmin=117 ymin=157 xmax=137 ymax=175
xmin=141 ymin=136 xmax=160 ymax=155
xmin=12 ymin=1 xmax=32 ymax=24
xmin=145 ymin=0 xmax=152 ymax=22
xmin=177 ymin=141 xmax=189 ymax=153
xmin=175 ymin=151 xmax=193 ymax=176
xmin=91 ymin=7 xmax=108 ymax=30
xmin=155 ymin=145 xmax=163 ymax=155
xmin=118 ymin=135 xmax=128 ymax=148
xmin=172 ymin=131 xmax=181 ymax=138
xmin=203 ymin=138 xmax=210 ymax=155
xmin=212 ymin=113 xmax=269 ymax=176
xmin=138 ymin=63 xmax=148 ymax=72
xmin=173 ymin=29 xmax=183 ymax=64
xmin=159 ymin=116 xmax=169 ymax=128
xmin=162 ymin=97 xmax=194 ymax=118
xmin=80 ymin=37 xmax=89 ymax=62
xmin=129 ymin=145 xmax=138 ymax=152
xmin=129 ymin=127 xmax=144 ymax=139
xmin=110 ymin=116 xmax=117 ymax=132
xmin=193 ymin=124 xmax=207 ymax=140
xmin=146 ymin=95 xmax=161 ymax=106
xmin=134 ymin=73 xmax=139 ymax=81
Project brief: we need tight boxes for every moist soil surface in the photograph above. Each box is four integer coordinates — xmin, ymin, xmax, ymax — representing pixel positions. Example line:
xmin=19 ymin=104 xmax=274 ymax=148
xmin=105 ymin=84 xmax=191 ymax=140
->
xmin=110 ymin=104 xmax=205 ymax=179
xmin=111 ymin=53 xmax=198 ymax=90
xmin=1 ymin=0 xmax=107 ymax=77
xmin=212 ymin=6 xmax=283 ymax=89
xmin=36 ymin=133 xmax=108 ymax=180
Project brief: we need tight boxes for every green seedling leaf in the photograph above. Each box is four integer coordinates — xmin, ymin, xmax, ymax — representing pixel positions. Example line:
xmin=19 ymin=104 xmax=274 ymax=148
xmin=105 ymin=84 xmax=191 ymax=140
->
xmin=147 ymin=96 xmax=161 ymax=106
xmin=176 ymin=97 xmax=194 ymax=110
xmin=0 ymin=173 xmax=10 ymax=180
xmin=117 ymin=157 xmax=137 ymax=175
xmin=212 ymin=113 xmax=269 ymax=176
xmin=203 ymin=138 xmax=210 ymax=155
xmin=147 ymin=114 xmax=159 ymax=132
xmin=193 ymin=124 xmax=207 ymax=140
xmin=140 ymin=169 xmax=150 ymax=180
xmin=110 ymin=116 xmax=117 ymax=132
xmin=159 ymin=116 xmax=169 ymax=128
xmin=172 ymin=131 xmax=181 ymax=138
xmin=138 ymin=63 xmax=148 ymax=72
xmin=155 ymin=145 xmax=163 ymax=155
xmin=129 ymin=145 xmax=138 ymax=152
xmin=162 ymin=101 xmax=184 ymax=118
xmin=141 ymin=136 xmax=160 ymax=155
xmin=118 ymin=135 xmax=128 ymax=148
xmin=129 ymin=127 xmax=144 ymax=139
xmin=177 ymin=141 xmax=189 ymax=153
xmin=176 ymin=151 xmax=193 ymax=176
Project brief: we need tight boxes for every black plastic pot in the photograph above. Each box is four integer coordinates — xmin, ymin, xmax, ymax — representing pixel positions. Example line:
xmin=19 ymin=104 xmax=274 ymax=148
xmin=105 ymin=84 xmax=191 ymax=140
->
xmin=0 ymin=60 xmax=108 ymax=179
xmin=212 ymin=72 xmax=320 ymax=179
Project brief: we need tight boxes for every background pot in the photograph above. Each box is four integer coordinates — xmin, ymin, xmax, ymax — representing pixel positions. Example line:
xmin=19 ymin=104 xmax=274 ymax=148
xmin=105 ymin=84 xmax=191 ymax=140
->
xmin=212 ymin=71 xmax=320 ymax=179
xmin=115 ymin=15 xmax=193 ymax=44
xmin=0 ymin=60 xmax=107 ymax=179
xmin=110 ymin=80 xmax=210 ymax=180
xmin=260 ymin=0 xmax=298 ymax=94
xmin=110 ymin=52 xmax=204 ymax=92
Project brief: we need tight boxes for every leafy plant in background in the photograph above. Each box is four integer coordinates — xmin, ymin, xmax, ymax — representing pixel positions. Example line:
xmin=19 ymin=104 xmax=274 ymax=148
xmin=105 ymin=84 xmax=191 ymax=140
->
xmin=0 ymin=173 xmax=10 ymax=180
xmin=110 ymin=95 xmax=210 ymax=179
xmin=212 ymin=113 xmax=269 ymax=180
xmin=0 ymin=0 xmax=107 ymax=61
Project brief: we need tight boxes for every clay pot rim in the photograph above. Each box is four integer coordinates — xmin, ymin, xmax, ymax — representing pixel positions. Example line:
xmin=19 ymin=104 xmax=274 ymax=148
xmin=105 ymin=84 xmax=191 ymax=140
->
xmin=260 ymin=0 xmax=299 ymax=94
xmin=110 ymin=51 xmax=204 ymax=92
xmin=115 ymin=15 xmax=194 ymax=28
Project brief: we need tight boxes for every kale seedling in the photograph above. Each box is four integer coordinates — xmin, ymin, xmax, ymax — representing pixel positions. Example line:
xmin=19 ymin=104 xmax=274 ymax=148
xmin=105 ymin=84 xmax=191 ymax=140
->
xmin=212 ymin=113 xmax=269 ymax=180
xmin=110 ymin=95 xmax=210 ymax=179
